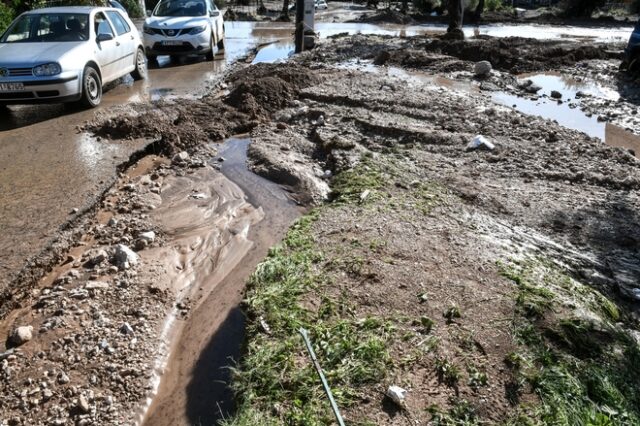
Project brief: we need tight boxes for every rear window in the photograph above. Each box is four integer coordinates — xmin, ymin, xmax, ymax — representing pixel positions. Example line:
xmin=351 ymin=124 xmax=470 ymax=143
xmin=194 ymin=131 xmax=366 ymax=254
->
xmin=1 ymin=13 xmax=90 ymax=43
xmin=106 ymin=10 xmax=130 ymax=36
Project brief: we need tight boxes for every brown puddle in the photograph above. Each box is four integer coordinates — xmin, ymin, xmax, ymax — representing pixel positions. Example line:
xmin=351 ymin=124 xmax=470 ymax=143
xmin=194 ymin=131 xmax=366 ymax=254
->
xmin=141 ymin=138 xmax=302 ymax=426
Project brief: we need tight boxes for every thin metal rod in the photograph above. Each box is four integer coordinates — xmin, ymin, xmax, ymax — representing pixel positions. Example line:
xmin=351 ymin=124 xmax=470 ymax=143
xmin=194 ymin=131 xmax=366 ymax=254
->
xmin=299 ymin=327 xmax=346 ymax=426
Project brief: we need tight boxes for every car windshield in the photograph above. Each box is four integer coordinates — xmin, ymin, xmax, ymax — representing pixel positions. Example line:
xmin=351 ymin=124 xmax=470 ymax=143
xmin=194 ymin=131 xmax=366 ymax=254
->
xmin=0 ymin=13 xmax=90 ymax=43
xmin=154 ymin=0 xmax=207 ymax=17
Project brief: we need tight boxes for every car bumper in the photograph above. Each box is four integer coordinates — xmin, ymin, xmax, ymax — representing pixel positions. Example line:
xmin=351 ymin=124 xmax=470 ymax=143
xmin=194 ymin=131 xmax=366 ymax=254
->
xmin=143 ymin=32 xmax=211 ymax=56
xmin=0 ymin=73 xmax=82 ymax=104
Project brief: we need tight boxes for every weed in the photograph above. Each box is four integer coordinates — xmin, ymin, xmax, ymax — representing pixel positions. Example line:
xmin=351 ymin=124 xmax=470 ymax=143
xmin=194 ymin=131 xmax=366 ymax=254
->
xmin=467 ymin=365 xmax=488 ymax=390
xmin=428 ymin=399 xmax=478 ymax=425
xmin=443 ymin=304 xmax=462 ymax=323
xmin=420 ymin=316 xmax=435 ymax=333
xmin=435 ymin=357 xmax=461 ymax=387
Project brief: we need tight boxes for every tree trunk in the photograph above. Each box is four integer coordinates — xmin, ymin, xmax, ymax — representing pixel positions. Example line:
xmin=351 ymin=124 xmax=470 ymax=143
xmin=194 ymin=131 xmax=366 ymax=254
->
xmin=281 ymin=0 xmax=290 ymax=16
xmin=473 ymin=0 xmax=484 ymax=23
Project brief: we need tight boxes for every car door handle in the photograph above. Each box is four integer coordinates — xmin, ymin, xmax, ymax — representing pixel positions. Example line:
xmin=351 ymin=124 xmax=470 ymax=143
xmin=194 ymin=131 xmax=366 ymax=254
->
xmin=116 ymin=41 xmax=120 ymax=46
xmin=130 ymin=35 xmax=134 ymax=40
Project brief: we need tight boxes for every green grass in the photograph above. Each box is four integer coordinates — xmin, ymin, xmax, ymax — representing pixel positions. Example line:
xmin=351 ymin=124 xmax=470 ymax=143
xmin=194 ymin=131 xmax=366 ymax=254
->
xmin=225 ymin=211 xmax=396 ymax=425
xmin=499 ymin=260 xmax=640 ymax=426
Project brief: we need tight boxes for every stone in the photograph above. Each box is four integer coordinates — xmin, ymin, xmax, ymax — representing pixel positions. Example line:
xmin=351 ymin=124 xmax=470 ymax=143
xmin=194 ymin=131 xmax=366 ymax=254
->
xmin=77 ymin=395 xmax=90 ymax=413
xmin=107 ymin=217 xmax=118 ymax=227
xmin=120 ymin=322 xmax=135 ymax=336
xmin=474 ymin=60 xmax=492 ymax=77
xmin=86 ymin=249 xmax=108 ymax=267
xmin=57 ymin=372 xmax=70 ymax=385
xmin=386 ymin=385 xmax=407 ymax=407
xmin=10 ymin=326 xmax=33 ymax=346
xmin=138 ymin=231 xmax=156 ymax=244
xmin=525 ymin=84 xmax=542 ymax=94
xmin=466 ymin=135 xmax=495 ymax=151
xmin=85 ymin=281 xmax=109 ymax=290
xmin=172 ymin=151 xmax=190 ymax=164
xmin=550 ymin=90 xmax=562 ymax=99
xmin=113 ymin=244 xmax=139 ymax=270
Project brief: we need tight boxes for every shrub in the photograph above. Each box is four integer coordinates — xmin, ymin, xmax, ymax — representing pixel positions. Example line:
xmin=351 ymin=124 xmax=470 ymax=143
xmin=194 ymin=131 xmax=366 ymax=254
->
xmin=0 ymin=2 xmax=15 ymax=34
xmin=118 ymin=0 xmax=143 ymax=18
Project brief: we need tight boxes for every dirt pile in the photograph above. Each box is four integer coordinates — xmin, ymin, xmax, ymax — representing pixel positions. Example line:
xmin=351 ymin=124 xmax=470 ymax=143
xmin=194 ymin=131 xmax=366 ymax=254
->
xmin=306 ymin=34 xmax=622 ymax=75
xmin=424 ymin=36 xmax=621 ymax=73
xmin=225 ymin=63 xmax=326 ymax=116
xmin=350 ymin=9 xmax=416 ymax=24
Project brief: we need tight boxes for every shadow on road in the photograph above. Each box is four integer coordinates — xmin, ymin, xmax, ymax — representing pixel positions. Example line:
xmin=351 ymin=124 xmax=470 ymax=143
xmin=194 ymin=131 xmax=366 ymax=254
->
xmin=185 ymin=305 xmax=246 ymax=425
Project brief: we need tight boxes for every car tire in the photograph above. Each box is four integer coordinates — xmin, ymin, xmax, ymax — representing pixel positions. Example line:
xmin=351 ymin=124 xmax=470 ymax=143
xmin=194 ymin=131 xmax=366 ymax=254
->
xmin=205 ymin=35 xmax=215 ymax=61
xmin=217 ymin=34 xmax=224 ymax=51
xmin=131 ymin=48 xmax=147 ymax=81
xmin=79 ymin=66 xmax=102 ymax=108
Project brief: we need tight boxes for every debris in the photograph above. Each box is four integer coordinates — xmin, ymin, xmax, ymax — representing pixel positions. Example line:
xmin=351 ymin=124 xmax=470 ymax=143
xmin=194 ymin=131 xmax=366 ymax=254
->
xmin=360 ymin=189 xmax=371 ymax=203
xmin=466 ymin=135 xmax=495 ymax=151
xmin=190 ymin=193 xmax=207 ymax=200
xmin=172 ymin=151 xmax=190 ymax=164
xmin=386 ymin=385 xmax=407 ymax=407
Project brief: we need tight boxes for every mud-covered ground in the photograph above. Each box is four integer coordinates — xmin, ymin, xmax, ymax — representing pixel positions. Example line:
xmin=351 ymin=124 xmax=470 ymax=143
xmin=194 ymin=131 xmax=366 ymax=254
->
xmin=1 ymin=32 xmax=640 ymax=425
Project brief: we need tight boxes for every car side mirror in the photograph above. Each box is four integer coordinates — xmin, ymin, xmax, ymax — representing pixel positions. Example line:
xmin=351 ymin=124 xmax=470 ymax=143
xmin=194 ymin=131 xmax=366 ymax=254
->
xmin=96 ymin=33 xmax=114 ymax=42
xmin=210 ymin=10 xmax=219 ymax=17
xmin=146 ymin=10 xmax=152 ymax=16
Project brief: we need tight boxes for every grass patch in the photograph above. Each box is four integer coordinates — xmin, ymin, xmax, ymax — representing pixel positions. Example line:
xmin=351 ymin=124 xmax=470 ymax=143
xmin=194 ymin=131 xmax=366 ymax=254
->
xmin=499 ymin=259 xmax=640 ymax=425
xmin=225 ymin=211 xmax=396 ymax=425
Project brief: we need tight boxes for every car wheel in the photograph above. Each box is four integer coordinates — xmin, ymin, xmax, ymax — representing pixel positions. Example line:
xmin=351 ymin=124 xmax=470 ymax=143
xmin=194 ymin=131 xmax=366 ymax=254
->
xmin=131 ymin=48 xmax=147 ymax=81
xmin=205 ymin=35 xmax=215 ymax=61
xmin=79 ymin=66 xmax=102 ymax=108
xmin=217 ymin=34 xmax=224 ymax=51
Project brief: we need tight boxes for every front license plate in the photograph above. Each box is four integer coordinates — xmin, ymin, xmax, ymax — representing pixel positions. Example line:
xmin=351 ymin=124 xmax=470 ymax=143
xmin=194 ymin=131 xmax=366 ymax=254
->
xmin=162 ymin=40 xmax=182 ymax=46
xmin=0 ymin=83 xmax=24 ymax=91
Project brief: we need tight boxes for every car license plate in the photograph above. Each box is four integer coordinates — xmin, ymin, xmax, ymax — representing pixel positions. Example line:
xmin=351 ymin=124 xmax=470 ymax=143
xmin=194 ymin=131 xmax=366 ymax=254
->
xmin=162 ymin=40 xmax=182 ymax=46
xmin=0 ymin=83 xmax=24 ymax=91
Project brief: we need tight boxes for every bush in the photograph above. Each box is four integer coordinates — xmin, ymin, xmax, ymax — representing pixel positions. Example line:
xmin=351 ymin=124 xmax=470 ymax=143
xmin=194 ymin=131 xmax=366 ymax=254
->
xmin=0 ymin=2 xmax=15 ymax=34
xmin=413 ymin=0 xmax=440 ymax=13
xmin=118 ymin=0 xmax=143 ymax=18
xmin=485 ymin=0 xmax=504 ymax=11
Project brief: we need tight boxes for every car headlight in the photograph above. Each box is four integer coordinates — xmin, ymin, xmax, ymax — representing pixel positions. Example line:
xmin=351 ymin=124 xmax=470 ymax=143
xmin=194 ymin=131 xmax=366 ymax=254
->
xmin=189 ymin=25 xmax=207 ymax=35
xmin=143 ymin=25 xmax=154 ymax=35
xmin=33 ymin=63 xmax=62 ymax=77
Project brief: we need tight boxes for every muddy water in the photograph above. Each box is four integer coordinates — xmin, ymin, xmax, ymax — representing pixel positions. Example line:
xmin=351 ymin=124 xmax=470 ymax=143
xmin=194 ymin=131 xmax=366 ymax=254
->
xmin=142 ymin=138 xmax=302 ymax=426
xmin=492 ymin=74 xmax=640 ymax=155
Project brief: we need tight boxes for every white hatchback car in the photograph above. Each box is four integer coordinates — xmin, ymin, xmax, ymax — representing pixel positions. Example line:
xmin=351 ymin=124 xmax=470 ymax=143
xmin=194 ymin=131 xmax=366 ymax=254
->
xmin=143 ymin=0 xmax=224 ymax=62
xmin=0 ymin=6 xmax=146 ymax=108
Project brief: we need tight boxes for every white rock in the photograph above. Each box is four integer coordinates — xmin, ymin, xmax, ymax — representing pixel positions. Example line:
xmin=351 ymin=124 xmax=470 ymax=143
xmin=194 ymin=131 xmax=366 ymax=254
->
xmin=474 ymin=60 xmax=492 ymax=77
xmin=10 ymin=326 xmax=33 ymax=346
xmin=386 ymin=385 xmax=407 ymax=407
xmin=85 ymin=281 xmax=109 ymax=290
xmin=467 ymin=135 xmax=495 ymax=151
xmin=58 ymin=372 xmax=70 ymax=384
xmin=172 ymin=151 xmax=190 ymax=164
xmin=139 ymin=231 xmax=156 ymax=243
xmin=113 ymin=244 xmax=139 ymax=270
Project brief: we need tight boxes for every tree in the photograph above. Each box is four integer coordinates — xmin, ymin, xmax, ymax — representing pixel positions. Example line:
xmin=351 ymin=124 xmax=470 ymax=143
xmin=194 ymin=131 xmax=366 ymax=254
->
xmin=280 ymin=0 xmax=290 ymax=20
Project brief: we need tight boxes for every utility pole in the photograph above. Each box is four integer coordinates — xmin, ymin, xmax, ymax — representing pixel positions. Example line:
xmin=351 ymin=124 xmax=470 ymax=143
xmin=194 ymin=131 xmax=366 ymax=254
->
xmin=294 ymin=0 xmax=315 ymax=53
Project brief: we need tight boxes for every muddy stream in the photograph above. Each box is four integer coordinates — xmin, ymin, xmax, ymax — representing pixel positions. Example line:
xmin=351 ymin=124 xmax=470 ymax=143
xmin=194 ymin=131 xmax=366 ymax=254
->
xmin=140 ymin=138 xmax=302 ymax=425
